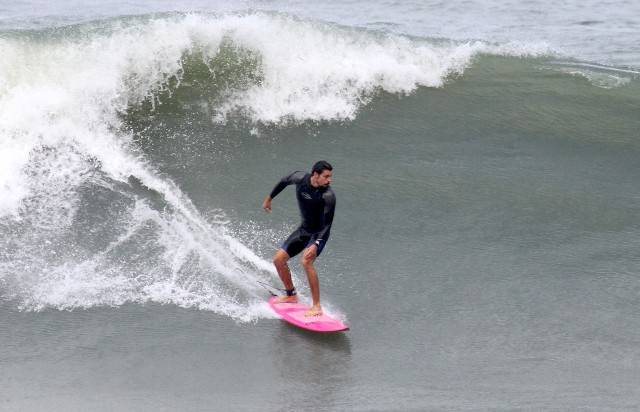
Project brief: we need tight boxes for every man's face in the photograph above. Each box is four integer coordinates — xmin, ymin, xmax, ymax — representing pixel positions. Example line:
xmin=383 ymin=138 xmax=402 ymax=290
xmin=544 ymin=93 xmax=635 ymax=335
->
xmin=314 ymin=170 xmax=333 ymax=188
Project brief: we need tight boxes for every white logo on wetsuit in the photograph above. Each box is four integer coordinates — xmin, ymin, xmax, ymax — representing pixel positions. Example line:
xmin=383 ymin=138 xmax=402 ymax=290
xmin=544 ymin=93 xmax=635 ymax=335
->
xmin=301 ymin=192 xmax=312 ymax=199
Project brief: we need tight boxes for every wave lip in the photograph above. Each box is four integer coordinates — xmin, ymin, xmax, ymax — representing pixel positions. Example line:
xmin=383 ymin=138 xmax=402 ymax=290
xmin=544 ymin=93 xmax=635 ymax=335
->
xmin=194 ymin=14 xmax=553 ymax=124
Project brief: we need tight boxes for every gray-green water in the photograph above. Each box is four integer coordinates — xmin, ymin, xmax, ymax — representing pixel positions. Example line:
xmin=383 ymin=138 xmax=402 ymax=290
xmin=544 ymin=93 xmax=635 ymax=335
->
xmin=1 ymin=11 xmax=640 ymax=411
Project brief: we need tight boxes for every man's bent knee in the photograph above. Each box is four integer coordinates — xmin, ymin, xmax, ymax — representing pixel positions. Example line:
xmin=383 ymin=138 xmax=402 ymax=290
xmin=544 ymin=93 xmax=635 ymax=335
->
xmin=273 ymin=256 xmax=286 ymax=268
xmin=301 ymin=255 xmax=316 ymax=268
xmin=273 ymin=250 xmax=290 ymax=268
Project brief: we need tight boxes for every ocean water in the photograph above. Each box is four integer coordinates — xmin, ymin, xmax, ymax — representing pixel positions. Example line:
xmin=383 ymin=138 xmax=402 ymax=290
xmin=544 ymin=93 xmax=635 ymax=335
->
xmin=1 ymin=2 xmax=639 ymax=411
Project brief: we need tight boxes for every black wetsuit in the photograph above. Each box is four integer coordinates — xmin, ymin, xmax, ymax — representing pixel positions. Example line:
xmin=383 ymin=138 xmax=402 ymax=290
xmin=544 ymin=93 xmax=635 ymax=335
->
xmin=270 ymin=171 xmax=336 ymax=257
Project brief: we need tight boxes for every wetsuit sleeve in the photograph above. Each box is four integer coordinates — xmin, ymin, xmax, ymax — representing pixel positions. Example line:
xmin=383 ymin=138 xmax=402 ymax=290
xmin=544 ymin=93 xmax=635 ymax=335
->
xmin=269 ymin=171 xmax=305 ymax=199
xmin=314 ymin=190 xmax=336 ymax=247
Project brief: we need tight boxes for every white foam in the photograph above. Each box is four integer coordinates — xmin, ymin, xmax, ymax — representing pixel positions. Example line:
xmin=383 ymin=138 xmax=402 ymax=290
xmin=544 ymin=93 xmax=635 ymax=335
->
xmin=209 ymin=16 xmax=552 ymax=123
xmin=13 ymin=196 xmax=284 ymax=321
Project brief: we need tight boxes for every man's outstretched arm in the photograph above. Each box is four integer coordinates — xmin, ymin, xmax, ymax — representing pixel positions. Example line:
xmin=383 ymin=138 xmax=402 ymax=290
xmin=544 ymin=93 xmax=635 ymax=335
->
xmin=262 ymin=171 xmax=305 ymax=212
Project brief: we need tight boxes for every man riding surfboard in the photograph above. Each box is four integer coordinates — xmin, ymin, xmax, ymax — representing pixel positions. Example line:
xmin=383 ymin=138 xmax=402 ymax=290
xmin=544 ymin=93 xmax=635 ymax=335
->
xmin=262 ymin=161 xmax=336 ymax=317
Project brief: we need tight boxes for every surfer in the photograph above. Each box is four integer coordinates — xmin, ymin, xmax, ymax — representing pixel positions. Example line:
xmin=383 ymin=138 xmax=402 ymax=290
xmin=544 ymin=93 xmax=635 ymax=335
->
xmin=262 ymin=160 xmax=336 ymax=317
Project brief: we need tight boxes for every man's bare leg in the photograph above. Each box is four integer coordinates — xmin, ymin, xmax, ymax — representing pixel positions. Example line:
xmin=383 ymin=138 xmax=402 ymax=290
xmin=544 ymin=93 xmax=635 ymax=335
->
xmin=273 ymin=249 xmax=297 ymax=303
xmin=301 ymin=247 xmax=322 ymax=316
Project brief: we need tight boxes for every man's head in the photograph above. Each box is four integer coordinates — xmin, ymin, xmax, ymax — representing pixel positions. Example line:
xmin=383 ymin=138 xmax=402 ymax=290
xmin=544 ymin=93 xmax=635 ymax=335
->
xmin=311 ymin=160 xmax=333 ymax=188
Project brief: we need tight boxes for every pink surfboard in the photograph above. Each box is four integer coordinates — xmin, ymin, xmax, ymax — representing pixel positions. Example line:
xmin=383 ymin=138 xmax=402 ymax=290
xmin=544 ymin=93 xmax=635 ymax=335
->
xmin=268 ymin=296 xmax=349 ymax=333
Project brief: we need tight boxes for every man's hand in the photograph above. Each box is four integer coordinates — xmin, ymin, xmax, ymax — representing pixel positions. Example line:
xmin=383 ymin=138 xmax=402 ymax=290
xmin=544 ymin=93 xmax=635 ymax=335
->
xmin=303 ymin=244 xmax=318 ymax=261
xmin=262 ymin=196 xmax=272 ymax=213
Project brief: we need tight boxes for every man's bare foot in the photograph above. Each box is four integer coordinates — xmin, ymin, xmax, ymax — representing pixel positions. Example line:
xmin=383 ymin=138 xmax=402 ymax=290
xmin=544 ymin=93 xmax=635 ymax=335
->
xmin=276 ymin=295 xmax=298 ymax=303
xmin=304 ymin=305 xmax=323 ymax=317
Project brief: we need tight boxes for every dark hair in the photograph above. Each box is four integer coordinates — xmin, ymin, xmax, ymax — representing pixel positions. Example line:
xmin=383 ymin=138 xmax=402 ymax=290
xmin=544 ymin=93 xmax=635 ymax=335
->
xmin=311 ymin=160 xmax=333 ymax=175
